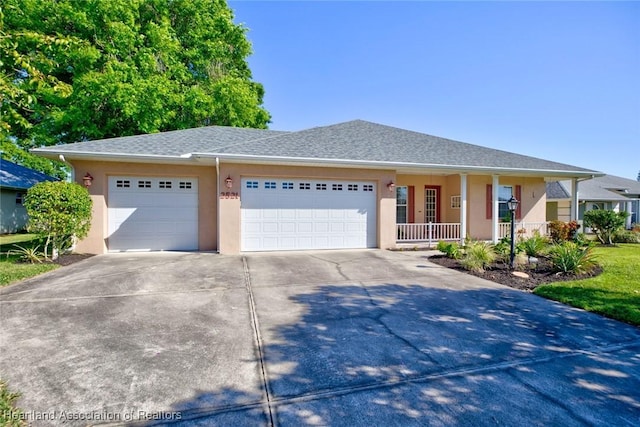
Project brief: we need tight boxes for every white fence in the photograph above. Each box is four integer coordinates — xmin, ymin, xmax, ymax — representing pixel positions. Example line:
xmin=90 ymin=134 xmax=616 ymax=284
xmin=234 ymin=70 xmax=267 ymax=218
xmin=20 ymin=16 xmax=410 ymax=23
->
xmin=396 ymin=221 xmax=549 ymax=245
xmin=396 ymin=223 xmax=461 ymax=244
xmin=498 ymin=222 xmax=549 ymax=239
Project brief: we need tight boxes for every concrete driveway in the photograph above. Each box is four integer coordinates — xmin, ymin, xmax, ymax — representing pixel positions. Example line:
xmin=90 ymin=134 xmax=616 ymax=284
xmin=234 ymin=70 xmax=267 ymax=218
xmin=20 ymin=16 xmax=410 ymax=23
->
xmin=1 ymin=250 xmax=639 ymax=426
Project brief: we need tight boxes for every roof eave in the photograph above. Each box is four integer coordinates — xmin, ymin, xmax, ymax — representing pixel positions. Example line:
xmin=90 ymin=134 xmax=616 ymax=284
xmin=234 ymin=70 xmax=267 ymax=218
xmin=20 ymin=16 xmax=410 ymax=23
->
xmin=194 ymin=153 xmax=604 ymax=178
xmin=32 ymin=149 xmax=195 ymax=165
xmin=32 ymin=149 xmax=604 ymax=178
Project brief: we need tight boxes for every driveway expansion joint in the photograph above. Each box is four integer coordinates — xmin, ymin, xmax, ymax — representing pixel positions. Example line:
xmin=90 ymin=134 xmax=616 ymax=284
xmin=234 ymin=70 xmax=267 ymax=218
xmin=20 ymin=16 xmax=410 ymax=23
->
xmin=0 ymin=287 xmax=235 ymax=303
xmin=263 ymin=340 xmax=640 ymax=410
xmin=243 ymin=256 xmax=276 ymax=427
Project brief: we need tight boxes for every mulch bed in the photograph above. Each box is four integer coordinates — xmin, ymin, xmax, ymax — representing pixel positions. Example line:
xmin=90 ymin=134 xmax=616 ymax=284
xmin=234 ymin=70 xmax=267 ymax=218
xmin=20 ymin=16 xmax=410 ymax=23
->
xmin=428 ymin=254 xmax=603 ymax=292
xmin=54 ymin=253 xmax=95 ymax=266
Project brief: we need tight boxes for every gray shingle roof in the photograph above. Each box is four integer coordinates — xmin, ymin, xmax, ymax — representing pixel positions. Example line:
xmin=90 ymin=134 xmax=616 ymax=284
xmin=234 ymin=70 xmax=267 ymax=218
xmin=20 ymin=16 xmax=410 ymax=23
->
xmin=545 ymin=181 xmax=571 ymax=199
xmin=34 ymin=120 xmax=601 ymax=175
xmin=547 ymin=175 xmax=640 ymax=201
xmin=0 ymin=159 xmax=58 ymax=190
xmin=212 ymin=120 xmax=597 ymax=173
xmin=36 ymin=126 xmax=287 ymax=157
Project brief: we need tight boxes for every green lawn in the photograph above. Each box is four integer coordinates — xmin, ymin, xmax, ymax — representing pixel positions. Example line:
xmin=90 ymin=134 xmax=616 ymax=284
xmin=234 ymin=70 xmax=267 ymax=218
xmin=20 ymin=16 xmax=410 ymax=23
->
xmin=0 ymin=380 xmax=24 ymax=427
xmin=534 ymin=244 xmax=640 ymax=326
xmin=0 ymin=233 xmax=39 ymax=248
xmin=0 ymin=234 xmax=59 ymax=287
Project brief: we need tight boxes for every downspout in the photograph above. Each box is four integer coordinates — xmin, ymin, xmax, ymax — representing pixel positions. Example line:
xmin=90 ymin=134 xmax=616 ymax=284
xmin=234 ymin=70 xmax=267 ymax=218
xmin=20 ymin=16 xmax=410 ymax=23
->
xmin=215 ymin=157 xmax=220 ymax=253
xmin=59 ymin=155 xmax=75 ymax=182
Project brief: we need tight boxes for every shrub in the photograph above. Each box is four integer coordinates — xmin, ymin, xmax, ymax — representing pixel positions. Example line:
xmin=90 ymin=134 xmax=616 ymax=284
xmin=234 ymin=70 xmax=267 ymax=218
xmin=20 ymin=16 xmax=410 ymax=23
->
xmin=613 ymin=230 xmax=640 ymax=244
xmin=549 ymin=220 xmax=568 ymax=242
xmin=436 ymin=241 xmax=463 ymax=259
xmin=572 ymin=232 xmax=593 ymax=248
xmin=584 ymin=210 xmax=629 ymax=245
xmin=520 ymin=232 xmax=549 ymax=258
xmin=24 ymin=181 xmax=92 ymax=259
xmin=8 ymin=245 xmax=43 ymax=264
xmin=460 ymin=241 xmax=496 ymax=273
xmin=493 ymin=237 xmax=511 ymax=262
xmin=549 ymin=220 xmax=581 ymax=242
xmin=567 ymin=220 xmax=581 ymax=240
xmin=549 ymin=242 xmax=598 ymax=275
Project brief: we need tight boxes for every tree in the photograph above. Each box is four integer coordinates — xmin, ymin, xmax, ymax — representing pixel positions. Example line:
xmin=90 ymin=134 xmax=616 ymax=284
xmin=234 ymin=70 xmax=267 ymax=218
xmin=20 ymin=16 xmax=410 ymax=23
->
xmin=1 ymin=0 xmax=270 ymax=174
xmin=0 ymin=6 xmax=74 ymax=179
xmin=24 ymin=181 xmax=92 ymax=259
xmin=583 ymin=209 xmax=629 ymax=245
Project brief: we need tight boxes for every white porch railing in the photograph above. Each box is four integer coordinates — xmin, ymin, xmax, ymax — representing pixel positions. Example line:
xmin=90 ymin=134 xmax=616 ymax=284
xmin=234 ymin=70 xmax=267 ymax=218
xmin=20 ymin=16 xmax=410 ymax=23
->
xmin=397 ymin=223 xmax=461 ymax=244
xmin=498 ymin=221 xmax=549 ymax=239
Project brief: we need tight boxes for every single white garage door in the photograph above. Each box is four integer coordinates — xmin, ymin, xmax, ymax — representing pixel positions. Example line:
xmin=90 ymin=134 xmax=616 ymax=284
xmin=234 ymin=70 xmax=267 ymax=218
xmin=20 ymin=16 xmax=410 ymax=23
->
xmin=241 ymin=178 xmax=377 ymax=251
xmin=108 ymin=176 xmax=198 ymax=251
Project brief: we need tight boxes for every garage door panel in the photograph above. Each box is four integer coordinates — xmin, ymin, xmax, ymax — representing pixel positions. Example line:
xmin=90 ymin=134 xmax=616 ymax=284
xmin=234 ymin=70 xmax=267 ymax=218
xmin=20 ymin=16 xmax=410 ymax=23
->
xmin=280 ymin=223 xmax=296 ymax=233
xmin=241 ymin=178 xmax=376 ymax=251
xmin=312 ymin=222 xmax=329 ymax=233
xmin=108 ymin=177 xmax=198 ymax=251
xmin=298 ymin=210 xmax=314 ymax=219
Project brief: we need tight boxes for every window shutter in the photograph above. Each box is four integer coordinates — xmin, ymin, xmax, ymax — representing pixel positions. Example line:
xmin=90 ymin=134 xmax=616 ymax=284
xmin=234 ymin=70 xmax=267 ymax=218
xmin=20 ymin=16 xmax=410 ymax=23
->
xmin=408 ymin=186 xmax=415 ymax=223
xmin=515 ymin=185 xmax=522 ymax=220
xmin=486 ymin=184 xmax=492 ymax=219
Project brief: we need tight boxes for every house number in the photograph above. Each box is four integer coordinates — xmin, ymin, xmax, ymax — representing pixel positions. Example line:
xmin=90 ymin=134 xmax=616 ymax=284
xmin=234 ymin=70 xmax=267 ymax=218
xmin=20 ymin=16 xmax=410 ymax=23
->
xmin=220 ymin=192 xmax=239 ymax=199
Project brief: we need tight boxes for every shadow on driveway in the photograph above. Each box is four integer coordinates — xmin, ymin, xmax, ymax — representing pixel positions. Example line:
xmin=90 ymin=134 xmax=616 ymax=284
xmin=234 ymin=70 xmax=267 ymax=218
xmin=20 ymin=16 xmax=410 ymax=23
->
xmin=1 ymin=251 xmax=639 ymax=426
xmin=169 ymin=279 xmax=640 ymax=426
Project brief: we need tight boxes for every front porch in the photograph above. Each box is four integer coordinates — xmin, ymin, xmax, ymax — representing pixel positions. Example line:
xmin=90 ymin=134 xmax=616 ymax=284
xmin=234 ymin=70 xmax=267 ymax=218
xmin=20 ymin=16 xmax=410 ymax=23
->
xmin=396 ymin=221 xmax=550 ymax=246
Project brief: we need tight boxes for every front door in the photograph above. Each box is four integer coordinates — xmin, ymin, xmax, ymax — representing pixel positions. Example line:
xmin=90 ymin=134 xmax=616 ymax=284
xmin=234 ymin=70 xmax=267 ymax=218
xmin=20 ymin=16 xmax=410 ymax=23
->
xmin=424 ymin=186 xmax=440 ymax=223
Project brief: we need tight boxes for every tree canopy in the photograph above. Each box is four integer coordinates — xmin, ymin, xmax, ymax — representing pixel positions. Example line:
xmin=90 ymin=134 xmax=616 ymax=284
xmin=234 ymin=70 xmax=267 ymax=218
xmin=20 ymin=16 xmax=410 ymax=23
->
xmin=1 ymin=0 xmax=270 ymax=177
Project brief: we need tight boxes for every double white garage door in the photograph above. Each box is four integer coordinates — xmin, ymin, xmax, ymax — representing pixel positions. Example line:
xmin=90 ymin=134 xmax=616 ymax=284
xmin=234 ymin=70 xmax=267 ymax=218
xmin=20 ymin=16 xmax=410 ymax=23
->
xmin=107 ymin=176 xmax=377 ymax=252
xmin=241 ymin=178 xmax=377 ymax=251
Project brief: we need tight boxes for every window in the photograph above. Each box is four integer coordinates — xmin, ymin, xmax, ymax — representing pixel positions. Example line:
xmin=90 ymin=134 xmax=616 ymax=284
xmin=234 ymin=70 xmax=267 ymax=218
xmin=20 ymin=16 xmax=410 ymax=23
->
xmin=138 ymin=180 xmax=151 ymax=188
xmin=116 ymin=180 xmax=130 ymax=188
xmin=246 ymin=181 xmax=259 ymax=189
xmin=396 ymin=186 xmax=408 ymax=223
xmin=316 ymin=183 xmax=327 ymax=191
xmin=15 ymin=192 xmax=23 ymax=206
xmin=348 ymin=184 xmax=359 ymax=191
xmin=159 ymin=181 xmax=172 ymax=189
xmin=332 ymin=184 xmax=343 ymax=191
xmin=363 ymin=184 xmax=374 ymax=192
xmin=451 ymin=195 xmax=461 ymax=209
xmin=264 ymin=181 xmax=276 ymax=189
xmin=498 ymin=185 xmax=513 ymax=220
xmin=299 ymin=182 xmax=311 ymax=190
xmin=282 ymin=182 xmax=294 ymax=189
xmin=179 ymin=181 xmax=192 ymax=189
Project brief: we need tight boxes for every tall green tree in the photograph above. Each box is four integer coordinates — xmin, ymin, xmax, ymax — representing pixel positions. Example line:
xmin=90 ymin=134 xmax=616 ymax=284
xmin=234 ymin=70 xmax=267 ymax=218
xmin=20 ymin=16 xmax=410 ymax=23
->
xmin=0 ymin=6 xmax=74 ymax=178
xmin=1 ymin=0 xmax=270 ymax=175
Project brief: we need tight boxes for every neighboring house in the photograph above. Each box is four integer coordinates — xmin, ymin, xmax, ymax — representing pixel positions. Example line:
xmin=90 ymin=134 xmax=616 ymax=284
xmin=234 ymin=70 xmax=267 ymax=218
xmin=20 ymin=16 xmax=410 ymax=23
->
xmin=547 ymin=174 xmax=640 ymax=228
xmin=0 ymin=159 xmax=58 ymax=234
xmin=33 ymin=120 xmax=601 ymax=254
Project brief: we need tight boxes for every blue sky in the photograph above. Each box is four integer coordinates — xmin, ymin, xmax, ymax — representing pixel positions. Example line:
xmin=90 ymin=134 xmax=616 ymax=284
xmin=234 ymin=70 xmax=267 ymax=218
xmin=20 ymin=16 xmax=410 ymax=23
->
xmin=229 ymin=1 xmax=639 ymax=180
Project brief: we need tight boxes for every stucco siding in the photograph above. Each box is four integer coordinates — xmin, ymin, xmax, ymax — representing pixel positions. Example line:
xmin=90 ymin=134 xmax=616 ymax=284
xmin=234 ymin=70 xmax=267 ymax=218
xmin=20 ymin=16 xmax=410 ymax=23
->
xmin=70 ymin=160 xmax=217 ymax=254
xmin=467 ymin=175 xmax=547 ymax=240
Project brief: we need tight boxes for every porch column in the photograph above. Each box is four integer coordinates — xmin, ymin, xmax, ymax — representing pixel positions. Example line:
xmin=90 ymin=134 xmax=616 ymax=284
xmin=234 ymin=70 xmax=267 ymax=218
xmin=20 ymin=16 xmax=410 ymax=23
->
xmin=492 ymin=175 xmax=500 ymax=243
xmin=625 ymin=200 xmax=633 ymax=229
xmin=570 ymin=178 xmax=579 ymax=222
xmin=460 ymin=173 xmax=467 ymax=244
